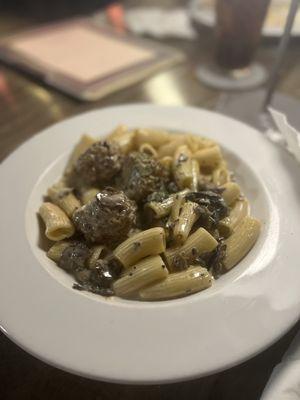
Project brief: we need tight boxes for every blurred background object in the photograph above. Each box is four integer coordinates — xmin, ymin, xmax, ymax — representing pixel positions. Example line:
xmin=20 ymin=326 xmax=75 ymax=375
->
xmin=0 ymin=6 xmax=184 ymax=101
xmin=125 ymin=7 xmax=197 ymax=39
xmin=106 ymin=2 xmax=126 ymax=32
xmin=0 ymin=0 xmax=123 ymax=22
xmin=260 ymin=329 xmax=300 ymax=400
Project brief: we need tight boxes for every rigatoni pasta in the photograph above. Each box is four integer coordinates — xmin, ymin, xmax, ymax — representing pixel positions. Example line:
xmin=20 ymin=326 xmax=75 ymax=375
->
xmin=113 ymin=255 xmax=168 ymax=298
xmin=219 ymin=199 xmax=249 ymax=233
xmin=173 ymin=145 xmax=193 ymax=189
xmin=139 ymin=266 xmax=213 ymax=300
xmin=145 ymin=189 xmax=189 ymax=220
xmin=114 ymin=228 xmax=166 ymax=268
xmin=107 ymin=125 xmax=136 ymax=154
xmin=48 ymin=182 xmax=81 ymax=217
xmin=135 ymin=128 xmax=170 ymax=148
xmin=221 ymin=182 xmax=241 ymax=206
xmin=212 ymin=162 xmax=230 ymax=186
xmin=166 ymin=190 xmax=187 ymax=231
xmin=39 ymin=202 xmax=75 ymax=241
xmin=47 ymin=241 xmax=71 ymax=262
xmin=159 ymin=156 xmax=173 ymax=170
xmin=145 ymin=196 xmax=175 ymax=219
xmin=223 ymin=216 xmax=261 ymax=271
xmin=157 ymin=135 xmax=186 ymax=158
xmin=194 ymin=146 xmax=222 ymax=169
xmin=39 ymin=126 xmax=261 ymax=301
xmin=173 ymin=201 xmax=200 ymax=244
xmin=139 ymin=143 xmax=158 ymax=157
xmin=80 ymin=187 xmax=100 ymax=204
xmin=64 ymin=134 xmax=96 ymax=178
xmin=191 ymin=159 xmax=200 ymax=191
xmin=88 ymin=245 xmax=108 ymax=269
xmin=165 ymin=228 xmax=218 ymax=270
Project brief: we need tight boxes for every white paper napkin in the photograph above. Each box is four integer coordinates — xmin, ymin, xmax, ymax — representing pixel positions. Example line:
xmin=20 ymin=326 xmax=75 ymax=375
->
xmin=126 ymin=7 xmax=197 ymax=39
xmin=261 ymin=330 xmax=300 ymax=399
xmin=268 ymin=107 xmax=300 ymax=163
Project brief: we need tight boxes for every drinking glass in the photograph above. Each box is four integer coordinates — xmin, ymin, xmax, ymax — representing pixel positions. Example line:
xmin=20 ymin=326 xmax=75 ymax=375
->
xmin=197 ymin=0 xmax=271 ymax=90
xmin=215 ymin=0 xmax=300 ymax=129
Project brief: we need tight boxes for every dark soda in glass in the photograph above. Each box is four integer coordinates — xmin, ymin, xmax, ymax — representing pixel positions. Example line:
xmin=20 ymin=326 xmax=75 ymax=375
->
xmin=215 ymin=0 xmax=270 ymax=70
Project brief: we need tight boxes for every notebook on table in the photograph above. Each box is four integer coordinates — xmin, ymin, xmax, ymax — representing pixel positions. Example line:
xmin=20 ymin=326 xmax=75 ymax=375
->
xmin=0 ymin=18 xmax=184 ymax=101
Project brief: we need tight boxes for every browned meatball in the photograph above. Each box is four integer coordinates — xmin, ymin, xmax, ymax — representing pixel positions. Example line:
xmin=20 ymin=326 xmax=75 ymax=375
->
xmin=58 ymin=241 xmax=90 ymax=272
xmin=120 ymin=152 xmax=168 ymax=202
xmin=75 ymin=141 xmax=123 ymax=186
xmin=73 ymin=188 xmax=137 ymax=244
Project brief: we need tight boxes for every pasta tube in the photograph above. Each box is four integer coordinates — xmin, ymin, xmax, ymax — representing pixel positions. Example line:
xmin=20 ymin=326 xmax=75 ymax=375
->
xmin=212 ymin=163 xmax=230 ymax=186
xmin=139 ymin=266 xmax=212 ymax=300
xmin=139 ymin=143 xmax=158 ymax=158
xmin=39 ymin=202 xmax=75 ymax=241
xmin=145 ymin=189 xmax=190 ymax=220
xmin=166 ymin=191 xmax=186 ymax=231
xmin=135 ymin=128 xmax=170 ymax=148
xmin=145 ymin=197 xmax=175 ymax=220
xmin=47 ymin=241 xmax=71 ymax=262
xmin=191 ymin=159 xmax=200 ymax=191
xmin=128 ymin=228 xmax=142 ymax=237
xmin=48 ymin=183 xmax=81 ymax=217
xmin=81 ymin=187 xmax=100 ymax=204
xmin=223 ymin=216 xmax=261 ymax=271
xmin=113 ymin=255 xmax=168 ymax=298
xmin=108 ymin=125 xmax=136 ymax=153
xmin=157 ymin=135 xmax=186 ymax=158
xmin=114 ymin=227 xmax=166 ymax=268
xmin=194 ymin=146 xmax=222 ymax=168
xmin=185 ymin=134 xmax=200 ymax=153
xmin=173 ymin=145 xmax=193 ymax=189
xmin=219 ymin=199 xmax=249 ymax=236
xmin=192 ymin=136 xmax=217 ymax=150
xmin=165 ymin=228 xmax=218 ymax=269
xmin=64 ymin=134 xmax=96 ymax=176
xmin=222 ymin=182 xmax=241 ymax=206
xmin=88 ymin=245 xmax=108 ymax=269
xmin=229 ymin=199 xmax=249 ymax=229
xmin=107 ymin=124 xmax=128 ymax=139
xmin=217 ymin=220 xmax=232 ymax=238
xmin=159 ymin=156 xmax=173 ymax=170
xmin=173 ymin=201 xmax=200 ymax=244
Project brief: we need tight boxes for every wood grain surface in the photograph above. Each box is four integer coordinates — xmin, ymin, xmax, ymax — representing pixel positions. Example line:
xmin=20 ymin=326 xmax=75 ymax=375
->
xmin=1 ymin=5 xmax=300 ymax=399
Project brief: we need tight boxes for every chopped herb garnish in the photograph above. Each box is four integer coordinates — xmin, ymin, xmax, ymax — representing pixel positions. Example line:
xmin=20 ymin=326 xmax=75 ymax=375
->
xmin=133 ymin=241 xmax=141 ymax=251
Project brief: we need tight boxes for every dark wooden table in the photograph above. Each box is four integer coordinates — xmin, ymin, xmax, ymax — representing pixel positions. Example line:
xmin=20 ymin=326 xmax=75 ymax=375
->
xmin=1 ymin=8 xmax=300 ymax=400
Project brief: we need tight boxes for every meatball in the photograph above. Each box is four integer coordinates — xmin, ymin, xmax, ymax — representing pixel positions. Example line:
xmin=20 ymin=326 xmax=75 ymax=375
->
xmin=120 ymin=152 xmax=168 ymax=202
xmin=58 ymin=241 xmax=90 ymax=272
xmin=75 ymin=141 xmax=123 ymax=186
xmin=73 ymin=188 xmax=137 ymax=244
xmin=89 ymin=259 xmax=121 ymax=289
xmin=73 ymin=258 xmax=122 ymax=297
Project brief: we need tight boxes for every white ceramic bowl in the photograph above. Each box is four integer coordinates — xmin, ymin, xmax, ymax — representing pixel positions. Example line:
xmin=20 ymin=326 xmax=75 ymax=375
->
xmin=1 ymin=104 xmax=300 ymax=384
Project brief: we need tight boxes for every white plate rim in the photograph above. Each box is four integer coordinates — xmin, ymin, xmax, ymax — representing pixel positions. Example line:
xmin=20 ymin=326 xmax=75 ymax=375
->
xmin=1 ymin=104 xmax=300 ymax=384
